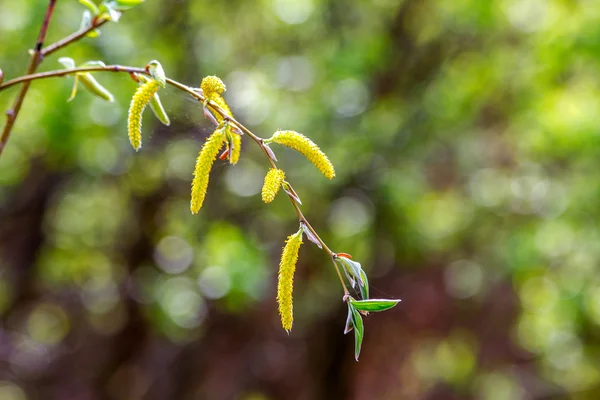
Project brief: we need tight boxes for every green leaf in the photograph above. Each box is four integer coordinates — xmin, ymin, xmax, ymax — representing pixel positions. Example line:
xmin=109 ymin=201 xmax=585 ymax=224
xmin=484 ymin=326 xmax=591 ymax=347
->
xmin=147 ymin=60 xmax=166 ymax=87
xmin=80 ymin=10 xmax=101 ymax=37
xmin=336 ymin=257 xmax=364 ymax=288
xmin=67 ymin=76 xmax=80 ymax=102
xmin=344 ymin=305 xmax=353 ymax=334
xmin=78 ymin=73 xmax=115 ymax=102
xmin=79 ymin=60 xmax=107 ymax=68
xmin=58 ymin=57 xmax=76 ymax=70
xmin=99 ymin=2 xmax=122 ymax=22
xmin=359 ymin=269 xmax=369 ymax=300
xmin=350 ymin=299 xmax=400 ymax=312
xmin=79 ymin=0 xmax=100 ymax=15
xmin=138 ymin=74 xmax=170 ymax=125
xmin=104 ymin=0 xmax=145 ymax=11
xmin=351 ymin=305 xmax=364 ymax=361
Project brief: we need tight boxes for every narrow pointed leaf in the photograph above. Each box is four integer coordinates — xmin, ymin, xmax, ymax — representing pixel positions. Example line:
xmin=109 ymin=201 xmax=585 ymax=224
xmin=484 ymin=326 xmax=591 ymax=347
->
xmin=336 ymin=257 xmax=364 ymax=287
xmin=351 ymin=306 xmax=364 ymax=361
xmin=350 ymin=299 xmax=400 ymax=312
xmin=105 ymin=0 xmax=146 ymax=10
xmin=79 ymin=0 xmax=100 ymax=14
xmin=79 ymin=60 xmax=107 ymax=68
xmin=344 ymin=305 xmax=353 ymax=334
xmin=79 ymin=73 xmax=114 ymax=102
xmin=67 ymin=76 xmax=80 ymax=102
xmin=149 ymin=92 xmax=170 ymax=125
xmin=359 ymin=269 xmax=369 ymax=300
xmin=80 ymin=10 xmax=100 ymax=37
xmin=58 ymin=57 xmax=76 ymax=70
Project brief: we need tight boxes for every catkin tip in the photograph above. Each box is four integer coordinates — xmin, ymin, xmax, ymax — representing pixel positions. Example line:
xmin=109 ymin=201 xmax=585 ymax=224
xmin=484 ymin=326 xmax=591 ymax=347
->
xmin=201 ymin=75 xmax=226 ymax=98
xmin=270 ymin=130 xmax=336 ymax=179
xmin=277 ymin=229 xmax=303 ymax=332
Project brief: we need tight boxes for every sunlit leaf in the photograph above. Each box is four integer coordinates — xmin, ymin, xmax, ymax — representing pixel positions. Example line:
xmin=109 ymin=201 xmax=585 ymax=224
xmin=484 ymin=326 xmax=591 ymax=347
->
xmin=79 ymin=0 xmax=100 ymax=15
xmin=359 ymin=269 xmax=369 ymax=300
xmin=58 ymin=57 xmax=76 ymax=70
xmin=336 ymin=257 xmax=364 ymax=288
xmin=350 ymin=299 xmax=400 ymax=312
xmin=80 ymin=10 xmax=100 ymax=37
xmin=78 ymin=73 xmax=115 ymax=102
xmin=104 ymin=0 xmax=146 ymax=11
xmin=351 ymin=305 xmax=364 ymax=361
xmin=344 ymin=305 xmax=353 ymax=334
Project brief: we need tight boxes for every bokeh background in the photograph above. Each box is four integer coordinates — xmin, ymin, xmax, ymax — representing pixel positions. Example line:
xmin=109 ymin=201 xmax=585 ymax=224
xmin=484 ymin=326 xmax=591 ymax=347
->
xmin=1 ymin=0 xmax=600 ymax=399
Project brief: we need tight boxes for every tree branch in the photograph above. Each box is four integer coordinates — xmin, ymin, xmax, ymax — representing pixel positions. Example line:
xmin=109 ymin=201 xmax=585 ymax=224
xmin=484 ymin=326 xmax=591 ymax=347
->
xmin=0 ymin=0 xmax=58 ymax=156
xmin=41 ymin=18 xmax=109 ymax=57
xmin=0 ymin=64 xmax=349 ymax=293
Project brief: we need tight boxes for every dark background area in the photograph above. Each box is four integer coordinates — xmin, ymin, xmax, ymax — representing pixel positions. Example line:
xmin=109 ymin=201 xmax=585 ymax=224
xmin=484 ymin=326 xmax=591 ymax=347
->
xmin=1 ymin=0 xmax=600 ymax=399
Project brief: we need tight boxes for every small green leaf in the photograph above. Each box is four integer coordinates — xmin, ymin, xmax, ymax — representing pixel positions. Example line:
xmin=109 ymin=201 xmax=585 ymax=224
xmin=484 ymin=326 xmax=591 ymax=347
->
xmin=350 ymin=299 xmax=400 ymax=312
xmin=148 ymin=92 xmax=170 ymax=125
xmin=58 ymin=57 xmax=76 ymax=70
xmin=137 ymin=75 xmax=170 ymax=125
xmin=104 ymin=0 xmax=145 ymax=10
xmin=147 ymin=60 xmax=166 ymax=87
xmin=99 ymin=2 xmax=122 ymax=22
xmin=336 ymin=257 xmax=364 ymax=288
xmin=80 ymin=10 xmax=100 ymax=37
xmin=359 ymin=269 xmax=369 ymax=300
xmin=79 ymin=60 xmax=107 ymax=68
xmin=78 ymin=73 xmax=115 ymax=102
xmin=351 ymin=305 xmax=364 ymax=361
xmin=344 ymin=305 xmax=353 ymax=334
xmin=79 ymin=0 xmax=100 ymax=15
xmin=67 ymin=76 xmax=80 ymax=102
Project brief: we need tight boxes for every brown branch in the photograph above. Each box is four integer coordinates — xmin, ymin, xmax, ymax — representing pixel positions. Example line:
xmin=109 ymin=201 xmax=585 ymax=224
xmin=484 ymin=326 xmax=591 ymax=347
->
xmin=41 ymin=18 xmax=109 ymax=57
xmin=0 ymin=0 xmax=58 ymax=157
xmin=0 ymin=64 xmax=349 ymax=293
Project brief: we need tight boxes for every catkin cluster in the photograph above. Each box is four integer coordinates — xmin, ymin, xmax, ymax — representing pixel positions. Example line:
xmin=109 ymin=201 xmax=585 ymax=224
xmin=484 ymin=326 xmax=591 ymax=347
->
xmin=127 ymin=79 xmax=160 ymax=151
xmin=262 ymin=168 xmax=285 ymax=203
xmin=277 ymin=230 xmax=303 ymax=332
xmin=201 ymin=76 xmax=241 ymax=165
xmin=270 ymin=130 xmax=336 ymax=179
xmin=190 ymin=129 xmax=226 ymax=213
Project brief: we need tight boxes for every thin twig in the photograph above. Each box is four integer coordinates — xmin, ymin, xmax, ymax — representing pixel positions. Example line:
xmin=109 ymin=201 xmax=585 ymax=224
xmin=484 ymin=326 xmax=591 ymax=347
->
xmin=0 ymin=0 xmax=58 ymax=156
xmin=41 ymin=18 xmax=109 ymax=57
xmin=0 ymin=64 xmax=350 ymax=294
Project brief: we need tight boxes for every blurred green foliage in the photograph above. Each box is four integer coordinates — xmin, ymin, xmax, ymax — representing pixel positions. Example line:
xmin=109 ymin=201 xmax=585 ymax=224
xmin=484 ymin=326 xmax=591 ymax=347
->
xmin=2 ymin=0 xmax=600 ymax=399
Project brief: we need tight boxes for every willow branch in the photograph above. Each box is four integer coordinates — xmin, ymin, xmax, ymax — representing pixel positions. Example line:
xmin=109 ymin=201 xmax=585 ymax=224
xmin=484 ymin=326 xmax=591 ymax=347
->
xmin=0 ymin=64 xmax=350 ymax=294
xmin=0 ymin=0 xmax=58 ymax=156
xmin=41 ymin=18 xmax=109 ymax=57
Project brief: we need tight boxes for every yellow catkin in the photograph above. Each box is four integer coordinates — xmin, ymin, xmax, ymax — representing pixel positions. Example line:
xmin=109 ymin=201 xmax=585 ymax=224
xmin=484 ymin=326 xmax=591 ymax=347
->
xmin=277 ymin=229 xmax=303 ymax=332
xmin=201 ymin=76 xmax=241 ymax=164
xmin=190 ymin=130 xmax=226 ymax=214
xmin=127 ymin=79 xmax=160 ymax=151
xmin=230 ymin=131 xmax=241 ymax=165
xmin=201 ymin=75 xmax=226 ymax=99
xmin=270 ymin=130 xmax=336 ymax=179
xmin=261 ymin=168 xmax=285 ymax=203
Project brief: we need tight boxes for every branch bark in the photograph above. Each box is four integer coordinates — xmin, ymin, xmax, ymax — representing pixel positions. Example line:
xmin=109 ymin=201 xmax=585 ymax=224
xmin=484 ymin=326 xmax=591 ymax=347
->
xmin=0 ymin=0 xmax=58 ymax=156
